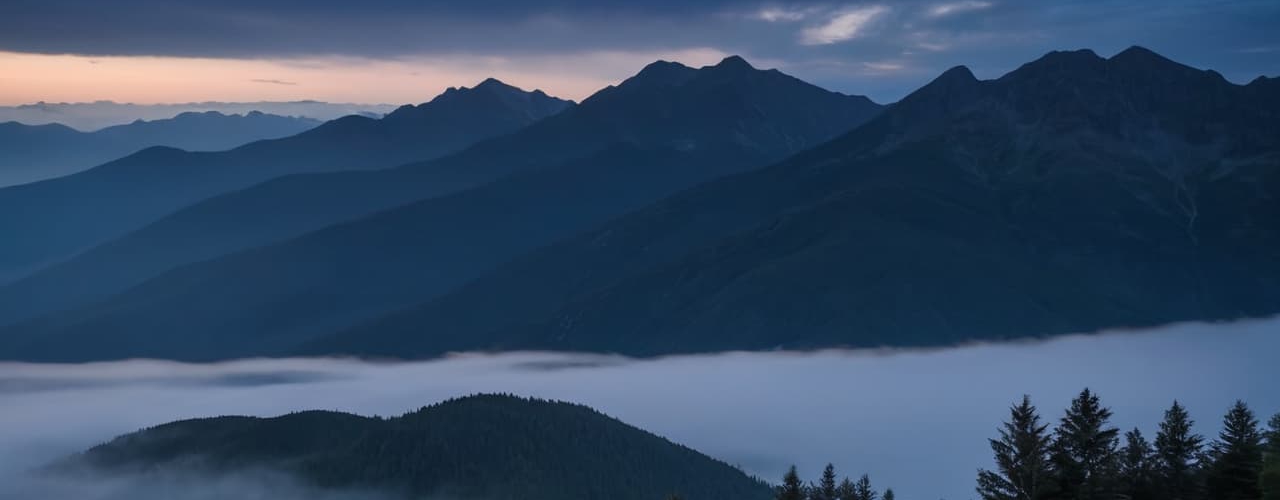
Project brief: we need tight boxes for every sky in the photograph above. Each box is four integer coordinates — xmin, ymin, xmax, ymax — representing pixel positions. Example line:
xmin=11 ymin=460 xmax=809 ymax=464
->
xmin=1 ymin=317 xmax=1277 ymax=500
xmin=0 ymin=0 xmax=1278 ymax=106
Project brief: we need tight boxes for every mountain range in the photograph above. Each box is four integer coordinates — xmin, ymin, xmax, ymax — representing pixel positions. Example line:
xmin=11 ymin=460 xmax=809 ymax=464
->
xmin=54 ymin=394 xmax=772 ymax=500
xmin=0 ymin=100 xmax=399 ymax=131
xmin=304 ymin=47 xmax=1280 ymax=358
xmin=0 ymin=56 xmax=882 ymax=360
xmin=0 ymin=47 xmax=1276 ymax=362
xmin=0 ymin=111 xmax=320 ymax=187
xmin=0 ymin=79 xmax=572 ymax=284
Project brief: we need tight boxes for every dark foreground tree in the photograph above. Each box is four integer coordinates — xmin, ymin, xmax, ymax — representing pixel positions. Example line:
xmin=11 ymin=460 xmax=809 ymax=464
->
xmin=778 ymin=465 xmax=806 ymax=500
xmin=813 ymin=463 xmax=838 ymax=500
xmin=1052 ymin=388 xmax=1120 ymax=500
xmin=977 ymin=395 xmax=1056 ymax=500
xmin=1266 ymin=414 xmax=1280 ymax=458
xmin=1120 ymin=428 xmax=1159 ymax=500
xmin=838 ymin=477 xmax=857 ymax=500
xmin=852 ymin=474 xmax=877 ymax=500
xmin=1206 ymin=401 xmax=1264 ymax=500
xmin=1157 ymin=401 xmax=1206 ymax=500
xmin=1261 ymin=414 xmax=1280 ymax=500
xmin=882 ymin=488 xmax=896 ymax=500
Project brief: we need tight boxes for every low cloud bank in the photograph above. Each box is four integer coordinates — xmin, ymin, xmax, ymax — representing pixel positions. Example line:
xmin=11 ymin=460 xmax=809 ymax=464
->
xmin=1 ymin=468 xmax=393 ymax=500
xmin=1 ymin=317 xmax=1276 ymax=499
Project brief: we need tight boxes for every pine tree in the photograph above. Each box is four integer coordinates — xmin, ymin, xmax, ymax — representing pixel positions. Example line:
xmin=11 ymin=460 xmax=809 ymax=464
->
xmin=1120 ymin=428 xmax=1158 ymax=500
xmin=1052 ymin=388 xmax=1120 ymax=500
xmin=882 ymin=488 xmax=895 ymax=500
xmin=853 ymin=474 xmax=877 ymax=500
xmin=838 ymin=478 xmax=857 ymax=500
xmin=1156 ymin=401 xmax=1206 ymax=500
xmin=1266 ymin=414 xmax=1280 ymax=459
xmin=1265 ymin=464 xmax=1280 ymax=500
xmin=779 ymin=465 xmax=806 ymax=500
xmin=1258 ymin=413 xmax=1280 ymax=500
xmin=812 ymin=464 xmax=838 ymax=500
xmin=977 ymin=395 xmax=1056 ymax=500
xmin=1205 ymin=401 xmax=1264 ymax=500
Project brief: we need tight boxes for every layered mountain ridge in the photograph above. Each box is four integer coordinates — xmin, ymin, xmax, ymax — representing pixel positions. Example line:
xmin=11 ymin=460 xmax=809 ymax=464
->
xmin=0 ymin=110 xmax=320 ymax=187
xmin=0 ymin=79 xmax=572 ymax=284
xmin=0 ymin=56 xmax=884 ymax=360
xmin=303 ymin=46 xmax=1280 ymax=358
xmin=1 ymin=47 xmax=1275 ymax=363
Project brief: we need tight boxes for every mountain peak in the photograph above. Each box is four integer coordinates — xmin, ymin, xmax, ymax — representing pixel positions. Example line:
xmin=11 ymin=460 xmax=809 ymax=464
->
xmin=937 ymin=65 xmax=978 ymax=84
xmin=893 ymin=64 xmax=982 ymax=112
xmin=475 ymin=77 xmax=512 ymax=91
xmin=625 ymin=60 xmax=698 ymax=88
xmin=172 ymin=110 xmax=227 ymax=120
xmin=1000 ymin=48 xmax=1107 ymax=83
xmin=391 ymin=79 xmax=572 ymax=123
xmin=437 ymin=78 xmax=514 ymax=97
xmin=1110 ymin=45 xmax=1163 ymax=62
xmin=1107 ymin=45 xmax=1199 ymax=75
xmin=1032 ymin=48 xmax=1104 ymax=68
xmin=713 ymin=55 xmax=755 ymax=71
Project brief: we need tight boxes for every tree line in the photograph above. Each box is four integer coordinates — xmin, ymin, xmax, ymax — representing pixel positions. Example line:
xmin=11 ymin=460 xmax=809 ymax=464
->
xmin=764 ymin=389 xmax=1278 ymax=500
xmin=767 ymin=463 xmax=896 ymax=500
xmin=978 ymin=389 xmax=1280 ymax=500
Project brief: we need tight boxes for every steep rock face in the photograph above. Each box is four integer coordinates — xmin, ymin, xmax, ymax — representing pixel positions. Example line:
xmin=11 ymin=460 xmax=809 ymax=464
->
xmin=0 ymin=56 xmax=884 ymax=361
xmin=306 ymin=47 xmax=1280 ymax=358
xmin=0 ymin=80 xmax=571 ymax=285
xmin=60 ymin=395 xmax=773 ymax=500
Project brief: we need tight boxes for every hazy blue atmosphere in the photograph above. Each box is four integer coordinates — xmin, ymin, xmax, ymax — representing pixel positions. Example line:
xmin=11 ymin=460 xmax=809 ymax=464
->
xmin=2 ymin=1 xmax=1278 ymax=498
xmin=3 ymin=318 xmax=1276 ymax=500
xmin=0 ymin=101 xmax=397 ymax=131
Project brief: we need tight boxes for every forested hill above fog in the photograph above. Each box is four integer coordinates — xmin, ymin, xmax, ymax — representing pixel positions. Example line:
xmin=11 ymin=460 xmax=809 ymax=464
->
xmin=59 ymin=394 xmax=772 ymax=500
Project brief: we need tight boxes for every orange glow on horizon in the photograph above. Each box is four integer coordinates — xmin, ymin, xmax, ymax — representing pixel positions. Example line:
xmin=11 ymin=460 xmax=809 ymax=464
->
xmin=0 ymin=49 xmax=732 ymax=106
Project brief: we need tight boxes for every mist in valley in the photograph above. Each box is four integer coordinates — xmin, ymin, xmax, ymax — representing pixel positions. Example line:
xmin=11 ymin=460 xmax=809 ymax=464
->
xmin=1 ymin=317 xmax=1277 ymax=500
xmin=0 ymin=468 xmax=397 ymax=500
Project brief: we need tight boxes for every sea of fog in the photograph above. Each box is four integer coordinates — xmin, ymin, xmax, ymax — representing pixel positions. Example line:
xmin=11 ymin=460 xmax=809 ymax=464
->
xmin=1 ymin=318 xmax=1278 ymax=500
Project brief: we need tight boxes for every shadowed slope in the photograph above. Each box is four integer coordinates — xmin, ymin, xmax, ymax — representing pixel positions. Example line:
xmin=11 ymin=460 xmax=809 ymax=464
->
xmin=0 ymin=80 xmax=572 ymax=284
xmin=307 ymin=47 xmax=1280 ymax=358
xmin=0 ymin=56 xmax=883 ymax=361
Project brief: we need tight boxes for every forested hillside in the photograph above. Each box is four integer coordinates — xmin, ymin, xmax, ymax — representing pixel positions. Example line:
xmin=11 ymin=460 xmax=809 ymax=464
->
xmin=65 ymin=394 xmax=773 ymax=500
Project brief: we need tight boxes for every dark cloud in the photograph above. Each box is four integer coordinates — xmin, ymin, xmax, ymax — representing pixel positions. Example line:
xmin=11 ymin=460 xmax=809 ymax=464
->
xmin=1 ymin=0 xmax=1276 ymax=102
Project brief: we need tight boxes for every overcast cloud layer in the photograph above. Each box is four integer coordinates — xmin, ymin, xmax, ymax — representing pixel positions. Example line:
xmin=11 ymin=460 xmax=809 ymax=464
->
xmin=1 ymin=318 xmax=1276 ymax=500
xmin=2 ymin=0 xmax=1277 ymax=102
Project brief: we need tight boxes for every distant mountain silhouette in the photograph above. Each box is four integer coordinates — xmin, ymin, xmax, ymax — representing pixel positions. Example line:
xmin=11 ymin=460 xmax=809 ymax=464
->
xmin=0 ymin=111 xmax=320 ymax=187
xmin=0 ymin=56 xmax=883 ymax=360
xmin=0 ymin=81 xmax=572 ymax=284
xmin=300 ymin=47 xmax=1280 ymax=358
xmin=0 ymin=100 xmax=398 ymax=131
xmin=57 ymin=394 xmax=772 ymax=500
